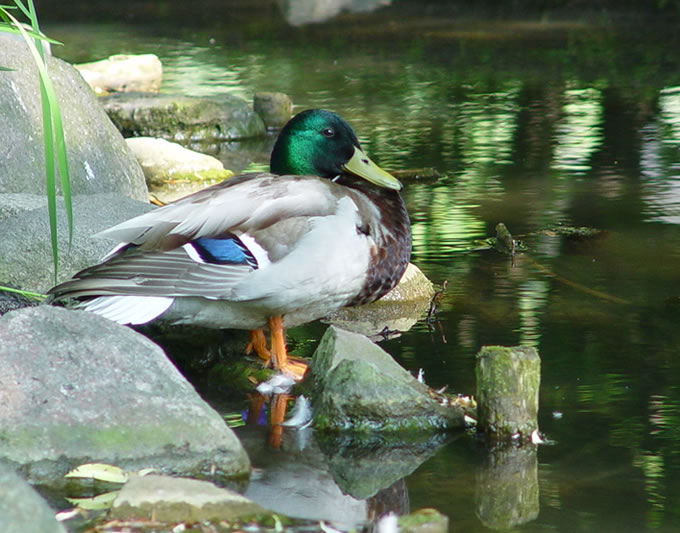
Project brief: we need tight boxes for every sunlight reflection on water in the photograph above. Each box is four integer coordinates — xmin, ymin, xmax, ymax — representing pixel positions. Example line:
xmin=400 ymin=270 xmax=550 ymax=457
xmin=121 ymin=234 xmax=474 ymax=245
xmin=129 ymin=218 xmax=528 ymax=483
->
xmin=552 ymin=86 xmax=604 ymax=173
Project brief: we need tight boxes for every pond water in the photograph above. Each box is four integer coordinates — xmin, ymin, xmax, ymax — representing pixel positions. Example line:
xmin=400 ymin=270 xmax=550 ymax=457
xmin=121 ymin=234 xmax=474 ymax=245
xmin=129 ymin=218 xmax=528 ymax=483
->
xmin=39 ymin=1 xmax=680 ymax=531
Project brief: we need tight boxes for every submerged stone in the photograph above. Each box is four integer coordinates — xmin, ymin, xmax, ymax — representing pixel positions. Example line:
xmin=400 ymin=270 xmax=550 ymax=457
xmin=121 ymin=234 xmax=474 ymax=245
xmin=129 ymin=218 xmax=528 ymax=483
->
xmin=0 ymin=306 xmax=250 ymax=484
xmin=399 ymin=508 xmax=450 ymax=533
xmin=310 ymin=326 xmax=469 ymax=432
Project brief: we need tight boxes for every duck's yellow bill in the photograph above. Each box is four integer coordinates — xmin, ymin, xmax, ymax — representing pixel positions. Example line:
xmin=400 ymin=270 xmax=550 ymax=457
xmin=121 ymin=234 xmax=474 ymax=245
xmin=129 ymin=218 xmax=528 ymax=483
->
xmin=343 ymin=146 xmax=402 ymax=190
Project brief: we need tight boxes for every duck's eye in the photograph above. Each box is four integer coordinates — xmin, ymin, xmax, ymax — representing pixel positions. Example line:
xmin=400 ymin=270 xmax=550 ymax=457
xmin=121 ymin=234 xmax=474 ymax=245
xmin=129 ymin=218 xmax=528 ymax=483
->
xmin=321 ymin=127 xmax=335 ymax=138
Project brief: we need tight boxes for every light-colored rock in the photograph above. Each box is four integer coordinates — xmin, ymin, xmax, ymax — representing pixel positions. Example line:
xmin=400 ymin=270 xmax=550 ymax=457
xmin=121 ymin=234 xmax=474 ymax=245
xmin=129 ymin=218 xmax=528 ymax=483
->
xmin=0 ymin=306 xmax=250 ymax=483
xmin=0 ymin=464 xmax=66 ymax=533
xmin=254 ymin=92 xmax=293 ymax=129
xmin=0 ymin=193 xmax=153 ymax=293
xmin=0 ymin=193 xmax=47 ymax=222
xmin=75 ymin=54 xmax=162 ymax=94
xmin=126 ymin=137 xmax=233 ymax=187
xmin=326 ymin=263 xmax=434 ymax=337
xmin=0 ymin=35 xmax=147 ymax=200
xmin=111 ymin=475 xmax=267 ymax=522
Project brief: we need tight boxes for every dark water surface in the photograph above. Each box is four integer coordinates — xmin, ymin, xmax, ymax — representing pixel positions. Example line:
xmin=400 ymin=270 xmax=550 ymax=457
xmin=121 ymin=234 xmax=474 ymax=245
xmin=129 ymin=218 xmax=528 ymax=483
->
xmin=40 ymin=1 xmax=680 ymax=531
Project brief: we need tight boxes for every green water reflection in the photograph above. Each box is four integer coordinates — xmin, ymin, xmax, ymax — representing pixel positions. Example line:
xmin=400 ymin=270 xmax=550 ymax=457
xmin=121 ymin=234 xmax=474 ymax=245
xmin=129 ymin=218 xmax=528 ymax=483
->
xmin=40 ymin=2 xmax=680 ymax=531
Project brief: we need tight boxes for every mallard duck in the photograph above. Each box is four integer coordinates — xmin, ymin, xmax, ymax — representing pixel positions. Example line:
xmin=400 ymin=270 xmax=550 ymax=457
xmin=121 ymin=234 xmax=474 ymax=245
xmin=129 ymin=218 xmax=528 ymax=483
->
xmin=48 ymin=109 xmax=411 ymax=377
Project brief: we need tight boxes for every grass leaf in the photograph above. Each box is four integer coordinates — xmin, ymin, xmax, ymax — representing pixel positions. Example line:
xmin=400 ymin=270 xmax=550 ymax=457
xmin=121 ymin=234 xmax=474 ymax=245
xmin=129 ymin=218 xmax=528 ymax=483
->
xmin=0 ymin=285 xmax=47 ymax=301
xmin=2 ymin=4 xmax=73 ymax=281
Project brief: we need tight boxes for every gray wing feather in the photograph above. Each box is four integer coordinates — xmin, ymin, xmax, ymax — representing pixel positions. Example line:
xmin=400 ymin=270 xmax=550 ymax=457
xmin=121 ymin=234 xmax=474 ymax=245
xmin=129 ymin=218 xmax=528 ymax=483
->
xmin=50 ymin=248 xmax=254 ymax=300
xmin=96 ymin=174 xmax=341 ymax=249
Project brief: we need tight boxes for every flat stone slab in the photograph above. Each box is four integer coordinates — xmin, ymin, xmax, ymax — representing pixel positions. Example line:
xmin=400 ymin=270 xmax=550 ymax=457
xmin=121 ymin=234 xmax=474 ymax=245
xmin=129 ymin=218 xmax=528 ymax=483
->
xmin=101 ymin=92 xmax=266 ymax=142
xmin=111 ymin=475 xmax=267 ymax=523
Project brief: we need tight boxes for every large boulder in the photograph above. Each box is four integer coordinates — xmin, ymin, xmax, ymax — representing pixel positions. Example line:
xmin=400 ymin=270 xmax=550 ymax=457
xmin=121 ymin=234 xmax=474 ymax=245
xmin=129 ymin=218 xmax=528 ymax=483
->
xmin=0 ymin=306 xmax=250 ymax=484
xmin=0 ymin=193 xmax=153 ymax=293
xmin=0 ymin=35 xmax=147 ymax=200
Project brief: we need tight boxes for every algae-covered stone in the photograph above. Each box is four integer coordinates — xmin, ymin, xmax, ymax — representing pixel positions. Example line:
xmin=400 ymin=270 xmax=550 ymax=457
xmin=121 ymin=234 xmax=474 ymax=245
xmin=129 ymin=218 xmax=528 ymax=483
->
xmin=310 ymin=326 xmax=467 ymax=432
xmin=475 ymin=345 xmax=540 ymax=441
xmin=399 ymin=508 xmax=449 ymax=533
xmin=0 ymin=306 xmax=250 ymax=483
xmin=126 ymin=137 xmax=233 ymax=187
xmin=253 ymin=92 xmax=293 ymax=129
xmin=102 ymin=92 xmax=266 ymax=142
xmin=111 ymin=475 xmax=267 ymax=522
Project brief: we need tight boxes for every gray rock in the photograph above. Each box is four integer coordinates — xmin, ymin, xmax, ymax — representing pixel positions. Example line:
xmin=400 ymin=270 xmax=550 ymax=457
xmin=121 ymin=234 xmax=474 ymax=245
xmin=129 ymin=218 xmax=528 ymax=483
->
xmin=0 ymin=193 xmax=47 ymax=222
xmin=253 ymin=92 xmax=293 ymax=130
xmin=0 ymin=193 xmax=153 ymax=293
xmin=101 ymin=92 xmax=266 ymax=142
xmin=0 ymin=306 xmax=250 ymax=484
xmin=310 ymin=326 xmax=468 ymax=432
xmin=0 ymin=35 xmax=147 ymax=200
xmin=111 ymin=474 xmax=267 ymax=523
xmin=0 ymin=464 xmax=66 ymax=533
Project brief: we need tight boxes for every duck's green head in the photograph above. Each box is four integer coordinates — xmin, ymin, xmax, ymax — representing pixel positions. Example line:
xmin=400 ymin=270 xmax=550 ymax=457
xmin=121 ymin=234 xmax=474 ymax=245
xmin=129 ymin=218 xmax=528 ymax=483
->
xmin=270 ymin=109 xmax=402 ymax=191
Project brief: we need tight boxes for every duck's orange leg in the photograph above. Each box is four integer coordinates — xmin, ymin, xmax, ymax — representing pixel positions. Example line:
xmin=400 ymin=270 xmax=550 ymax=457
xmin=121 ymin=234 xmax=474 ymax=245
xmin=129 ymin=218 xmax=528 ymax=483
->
xmin=267 ymin=316 xmax=308 ymax=380
xmin=245 ymin=329 xmax=271 ymax=363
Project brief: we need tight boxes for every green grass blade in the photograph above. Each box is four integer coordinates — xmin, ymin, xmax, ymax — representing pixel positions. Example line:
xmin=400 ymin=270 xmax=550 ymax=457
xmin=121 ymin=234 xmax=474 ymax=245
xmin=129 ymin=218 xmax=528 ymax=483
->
xmin=0 ymin=22 xmax=63 ymax=45
xmin=3 ymin=6 xmax=73 ymax=280
xmin=5 ymin=0 xmax=29 ymax=18
xmin=0 ymin=285 xmax=47 ymax=301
